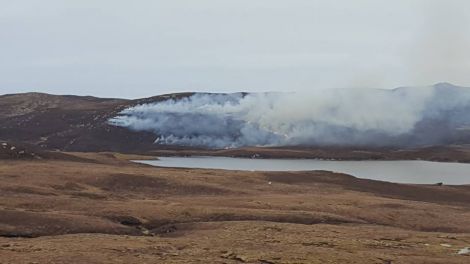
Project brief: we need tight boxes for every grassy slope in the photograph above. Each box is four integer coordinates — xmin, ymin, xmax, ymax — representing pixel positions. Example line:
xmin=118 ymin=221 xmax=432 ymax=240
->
xmin=0 ymin=153 xmax=470 ymax=263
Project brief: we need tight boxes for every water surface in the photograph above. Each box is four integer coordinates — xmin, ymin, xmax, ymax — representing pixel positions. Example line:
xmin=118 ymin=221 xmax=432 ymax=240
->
xmin=137 ymin=156 xmax=470 ymax=185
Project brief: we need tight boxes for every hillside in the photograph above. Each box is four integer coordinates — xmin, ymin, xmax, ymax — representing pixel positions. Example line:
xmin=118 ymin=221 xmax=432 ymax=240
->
xmin=0 ymin=92 xmax=227 ymax=152
xmin=2 ymin=85 xmax=470 ymax=159
xmin=0 ymin=92 xmax=161 ymax=152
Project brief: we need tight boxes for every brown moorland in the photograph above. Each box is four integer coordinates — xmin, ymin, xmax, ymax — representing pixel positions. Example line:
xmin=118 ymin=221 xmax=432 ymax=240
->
xmin=1 ymin=152 xmax=470 ymax=263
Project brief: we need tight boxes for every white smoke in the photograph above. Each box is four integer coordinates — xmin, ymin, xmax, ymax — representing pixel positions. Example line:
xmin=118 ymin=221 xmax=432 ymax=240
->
xmin=109 ymin=83 xmax=470 ymax=148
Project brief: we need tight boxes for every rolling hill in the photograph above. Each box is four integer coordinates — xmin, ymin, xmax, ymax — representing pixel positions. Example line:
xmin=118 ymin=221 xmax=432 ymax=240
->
xmin=0 ymin=92 xmax=192 ymax=152
xmin=2 ymin=84 xmax=470 ymax=158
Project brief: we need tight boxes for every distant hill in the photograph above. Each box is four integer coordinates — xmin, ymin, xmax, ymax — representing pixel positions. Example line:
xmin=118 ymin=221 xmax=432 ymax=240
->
xmin=0 ymin=92 xmax=193 ymax=152
xmin=2 ymin=84 xmax=470 ymax=153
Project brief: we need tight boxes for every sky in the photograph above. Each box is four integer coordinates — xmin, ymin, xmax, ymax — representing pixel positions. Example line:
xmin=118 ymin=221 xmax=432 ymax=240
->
xmin=1 ymin=0 xmax=469 ymax=98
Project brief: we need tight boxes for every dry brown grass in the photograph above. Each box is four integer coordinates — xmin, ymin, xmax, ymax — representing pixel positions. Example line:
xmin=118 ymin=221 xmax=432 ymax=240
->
xmin=1 ymin=153 xmax=470 ymax=263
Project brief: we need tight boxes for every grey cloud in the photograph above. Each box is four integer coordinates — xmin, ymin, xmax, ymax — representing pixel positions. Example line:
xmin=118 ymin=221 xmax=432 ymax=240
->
xmin=1 ymin=1 xmax=470 ymax=97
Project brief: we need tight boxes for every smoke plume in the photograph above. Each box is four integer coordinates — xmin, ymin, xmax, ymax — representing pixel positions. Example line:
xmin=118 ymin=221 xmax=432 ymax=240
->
xmin=109 ymin=83 xmax=470 ymax=148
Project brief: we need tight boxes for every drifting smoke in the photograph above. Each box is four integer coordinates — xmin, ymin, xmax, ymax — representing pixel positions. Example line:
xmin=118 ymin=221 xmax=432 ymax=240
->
xmin=109 ymin=83 xmax=470 ymax=149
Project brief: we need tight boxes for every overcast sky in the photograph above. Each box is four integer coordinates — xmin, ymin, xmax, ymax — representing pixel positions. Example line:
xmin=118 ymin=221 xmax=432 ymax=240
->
xmin=1 ymin=0 xmax=469 ymax=98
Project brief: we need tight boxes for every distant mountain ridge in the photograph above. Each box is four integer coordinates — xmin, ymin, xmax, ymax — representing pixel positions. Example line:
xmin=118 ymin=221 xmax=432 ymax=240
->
xmin=2 ymin=84 xmax=470 ymax=152
xmin=0 ymin=92 xmax=172 ymax=152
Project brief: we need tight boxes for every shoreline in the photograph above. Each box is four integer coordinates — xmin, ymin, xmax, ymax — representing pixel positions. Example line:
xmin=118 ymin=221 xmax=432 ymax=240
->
xmin=144 ymin=145 xmax=470 ymax=164
xmin=138 ymin=154 xmax=470 ymax=164
xmin=134 ymin=157 xmax=470 ymax=185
